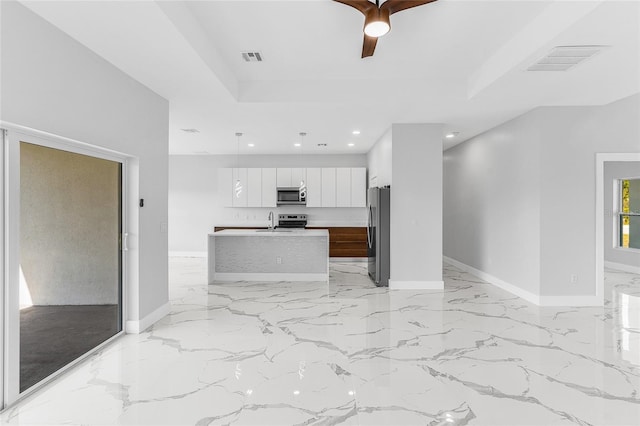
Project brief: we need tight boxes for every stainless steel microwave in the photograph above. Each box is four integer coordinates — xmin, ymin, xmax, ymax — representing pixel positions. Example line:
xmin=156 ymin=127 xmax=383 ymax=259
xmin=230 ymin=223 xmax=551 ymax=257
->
xmin=276 ymin=187 xmax=306 ymax=206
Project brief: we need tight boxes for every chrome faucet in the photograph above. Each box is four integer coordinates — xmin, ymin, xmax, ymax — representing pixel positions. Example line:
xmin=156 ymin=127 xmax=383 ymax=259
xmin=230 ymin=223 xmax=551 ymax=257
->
xmin=268 ymin=211 xmax=275 ymax=230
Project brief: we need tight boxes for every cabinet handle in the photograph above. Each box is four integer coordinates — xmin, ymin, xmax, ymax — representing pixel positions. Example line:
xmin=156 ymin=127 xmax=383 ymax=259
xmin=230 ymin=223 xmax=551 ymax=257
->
xmin=123 ymin=233 xmax=129 ymax=251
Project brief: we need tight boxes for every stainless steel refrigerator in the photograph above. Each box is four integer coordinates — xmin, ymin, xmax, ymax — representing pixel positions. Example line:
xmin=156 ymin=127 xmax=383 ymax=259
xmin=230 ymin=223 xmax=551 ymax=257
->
xmin=367 ymin=186 xmax=390 ymax=287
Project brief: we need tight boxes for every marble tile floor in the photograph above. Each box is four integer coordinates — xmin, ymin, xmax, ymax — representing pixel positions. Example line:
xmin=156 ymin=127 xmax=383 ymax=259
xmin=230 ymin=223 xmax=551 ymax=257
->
xmin=1 ymin=258 xmax=639 ymax=426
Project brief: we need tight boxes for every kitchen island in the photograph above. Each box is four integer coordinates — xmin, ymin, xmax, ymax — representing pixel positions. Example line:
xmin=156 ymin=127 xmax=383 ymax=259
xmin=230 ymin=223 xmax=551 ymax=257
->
xmin=208 ymin=229 xmax=329 ymax=283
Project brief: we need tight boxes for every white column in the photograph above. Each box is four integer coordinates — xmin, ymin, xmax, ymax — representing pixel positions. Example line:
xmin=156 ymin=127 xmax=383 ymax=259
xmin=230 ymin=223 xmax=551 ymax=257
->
xmin=389 ymin=123 xmax=443 ymax=289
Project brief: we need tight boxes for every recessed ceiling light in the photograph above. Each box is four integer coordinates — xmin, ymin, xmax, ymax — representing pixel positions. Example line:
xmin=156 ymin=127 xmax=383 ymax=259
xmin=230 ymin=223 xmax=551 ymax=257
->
xmin=348 ymin=143 xmax=355 ymax=147
xmin=247 ymin=143 xmax=255 ymax=147
xmin=352 ymin=130 xmax=361 ymax=135
xmin=445 ymin=132 xmax=459 ymax=139
xmin=294 ymin=143 xmax=301 ymax=147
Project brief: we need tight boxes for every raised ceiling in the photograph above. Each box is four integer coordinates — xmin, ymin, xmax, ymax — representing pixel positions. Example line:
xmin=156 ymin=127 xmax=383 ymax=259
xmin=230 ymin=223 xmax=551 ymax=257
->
xmin=19 ymin=0 xmax=640 ymax=155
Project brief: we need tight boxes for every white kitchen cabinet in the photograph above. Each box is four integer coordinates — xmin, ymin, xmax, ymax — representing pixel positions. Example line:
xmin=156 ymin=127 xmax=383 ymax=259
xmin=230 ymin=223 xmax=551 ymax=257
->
xmin=291 ymin=168 xmax=306 ymax=188
xmin=218 ymin=168 xmax=233 ymax=207
xmin=351 ymin=167 xmax=367 ymax=207
xmin=261 ymin=168 xmax=277 ymax=207
xmin=336 ymin=168 xmax=351 ymax=207
xmin=321 ymin=168 xmax=336 ymax=207
xmin=305 ymin=168 xmax=322 ymax=207
xmin=231 ymin=168 xmax=248 ymax=207
xmin=277 ymin=168 xmax=292 ymax=187
xmin=247 ymin=168 xmax=262 ymax=207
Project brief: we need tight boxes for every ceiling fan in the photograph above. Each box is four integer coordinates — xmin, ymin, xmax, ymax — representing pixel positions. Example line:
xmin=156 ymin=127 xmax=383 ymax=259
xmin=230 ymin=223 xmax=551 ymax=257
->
xmin=333 ymin=0 xmax=438 ymax=58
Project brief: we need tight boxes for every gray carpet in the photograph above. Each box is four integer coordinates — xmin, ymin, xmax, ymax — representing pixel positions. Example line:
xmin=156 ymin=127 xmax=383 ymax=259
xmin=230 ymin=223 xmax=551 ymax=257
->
xmin=20 ymin=305 xmax=120 ymax=392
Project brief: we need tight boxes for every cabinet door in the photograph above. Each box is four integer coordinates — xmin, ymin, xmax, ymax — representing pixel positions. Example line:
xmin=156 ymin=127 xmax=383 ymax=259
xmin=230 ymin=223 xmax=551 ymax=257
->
xmin=306 ymin=168 xmax=322 ymax=207
xmin=321 ymin=168 xmax=336 ymax=207
xmin=291 ymin=168 xmax=306 ymax=188
xmin=231 ymin=168 xmax=248 ymax=207
xmin=276 ymin=168 xmax=292 ymax=187
xmin=218 ymin=168 xmax=233 ymax=207
xmin=261 ymin=168 xmax=277 ymax=207
xmin=247 ymin=168 xmax=262 ymax=207
xmin=351 ymin=168 xmax=367 ymax=207
xmin=336 ymin=168 xmax=351 ymax=207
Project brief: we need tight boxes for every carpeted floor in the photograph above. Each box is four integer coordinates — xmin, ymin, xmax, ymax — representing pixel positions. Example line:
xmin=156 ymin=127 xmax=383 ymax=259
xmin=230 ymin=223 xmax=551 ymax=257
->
xmin=20 ymin=305 xmax=120 ymax=392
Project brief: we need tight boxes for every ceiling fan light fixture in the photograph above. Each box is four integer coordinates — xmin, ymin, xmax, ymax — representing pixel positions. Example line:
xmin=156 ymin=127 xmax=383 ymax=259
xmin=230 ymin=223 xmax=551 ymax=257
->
xmin=363 ymin=8 xmax=390 ymax=38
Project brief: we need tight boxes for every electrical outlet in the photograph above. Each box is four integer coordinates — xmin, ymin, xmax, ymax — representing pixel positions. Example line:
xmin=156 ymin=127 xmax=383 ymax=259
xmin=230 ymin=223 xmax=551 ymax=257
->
xmin=276 ymin=256 xmax=282 ymax=264
xmin=570 ymin=274 xmax=578 ymax=284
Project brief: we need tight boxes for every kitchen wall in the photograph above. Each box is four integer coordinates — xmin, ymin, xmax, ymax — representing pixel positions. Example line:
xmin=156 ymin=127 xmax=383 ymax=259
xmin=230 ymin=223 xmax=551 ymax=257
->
xmin=604 ymin=161 xmax=640 ymax=272
xmin=169 ymin=154 xmax=368 ymax=254
xmin=1 ymin=2 xmax=169 ymax=323
xmin=444 ymin=93 xmax=640 ymax=304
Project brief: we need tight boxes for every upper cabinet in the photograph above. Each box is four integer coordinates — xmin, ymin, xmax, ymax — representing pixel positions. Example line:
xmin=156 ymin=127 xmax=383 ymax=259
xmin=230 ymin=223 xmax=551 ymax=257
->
xmin=219 ymin=167 xmax=366 ymax=208
xmin=336 ymin=168 xmax=351 ymax=207
xmin=247 ymin=168 xmax=262 ymax=207
xmin=351 ymin=167 xmax=367 ymax=207
xmin=306 ymin=168 xmax=322 ymax=208
xmin=261 ymin=168 xmax=277 ymax=207
xmin=321 ymin=168 xmax=337 ymax=207
xmin=231 ymin=168 xmax=248 ymax=207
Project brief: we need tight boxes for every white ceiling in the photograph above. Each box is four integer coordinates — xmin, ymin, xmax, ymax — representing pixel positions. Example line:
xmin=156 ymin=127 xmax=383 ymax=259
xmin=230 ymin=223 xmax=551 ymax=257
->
xmin=20 ymin=0 xmax=640 ymax=155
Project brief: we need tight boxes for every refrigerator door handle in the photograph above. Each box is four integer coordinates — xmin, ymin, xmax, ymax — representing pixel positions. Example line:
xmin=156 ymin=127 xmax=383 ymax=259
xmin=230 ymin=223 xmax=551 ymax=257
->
xmin=367 ymin=206 xmax=373 ymax=248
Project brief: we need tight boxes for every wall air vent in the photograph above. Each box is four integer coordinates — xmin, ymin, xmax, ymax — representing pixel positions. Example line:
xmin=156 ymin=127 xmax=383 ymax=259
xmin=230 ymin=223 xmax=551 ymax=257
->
xmin=242 ymin=51 xmax=263 ymax=62
xmin=181 ymin=128 xmax=200 ymax=133
xmin=527 ymin=45 xmax=609 ymax=72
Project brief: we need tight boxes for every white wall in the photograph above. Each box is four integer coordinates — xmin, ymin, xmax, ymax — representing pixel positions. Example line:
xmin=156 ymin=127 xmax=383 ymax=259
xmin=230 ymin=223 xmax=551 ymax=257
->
xmin=169 ymin=154 xmax=367 ymax=254
xmin=390 ymin=124 xmax=443 ymax=288
xmin=537 ymin=96 xmax=640 ymax=297
xmin=443 ymin=113 xmax=542 ymax=296
xmin=1 ymin=3 xmax=169 ymax=320
xmin=444 ymin=93 xmax=640 ymax=302
xmin=604 ymin=161 xmax=640 ymax=269
xmin=367 ymin=129 xmax=392 ymax=187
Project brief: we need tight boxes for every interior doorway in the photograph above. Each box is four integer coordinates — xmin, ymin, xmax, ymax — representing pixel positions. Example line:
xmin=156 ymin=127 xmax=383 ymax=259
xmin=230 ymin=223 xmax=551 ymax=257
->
xmin=2 ymin=127 xmax=128 ymax=406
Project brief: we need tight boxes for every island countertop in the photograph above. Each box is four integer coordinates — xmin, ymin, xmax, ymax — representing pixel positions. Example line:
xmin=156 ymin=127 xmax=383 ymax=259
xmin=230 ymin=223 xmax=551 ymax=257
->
xmin=210 ymin=229 xmax=329 ymax=237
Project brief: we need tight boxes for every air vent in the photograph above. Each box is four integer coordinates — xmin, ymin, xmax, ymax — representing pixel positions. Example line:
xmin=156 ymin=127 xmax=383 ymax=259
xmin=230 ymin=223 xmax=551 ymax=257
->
xmin=527 ymin=45 xmax=608 ymax=72
xmin=242 ymin=51 xmax=263 ymax=62
xmin=181 ymin=128 xmax=200 ymax=133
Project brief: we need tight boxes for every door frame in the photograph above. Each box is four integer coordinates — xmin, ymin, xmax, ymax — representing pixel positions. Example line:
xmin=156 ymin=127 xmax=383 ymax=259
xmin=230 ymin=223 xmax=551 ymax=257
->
xmin=595 ymin=152 xmax=640 ymax=306
xmin=1 ymin=122 xmax=134 ymax=407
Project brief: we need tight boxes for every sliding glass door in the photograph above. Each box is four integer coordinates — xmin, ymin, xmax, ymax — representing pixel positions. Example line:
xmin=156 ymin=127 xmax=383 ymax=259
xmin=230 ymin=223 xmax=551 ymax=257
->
xmin=3 ymin=129 xmax=126 ymax=405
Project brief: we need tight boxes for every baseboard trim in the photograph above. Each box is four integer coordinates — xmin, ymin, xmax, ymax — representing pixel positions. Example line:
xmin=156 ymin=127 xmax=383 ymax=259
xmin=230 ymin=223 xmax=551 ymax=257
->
xmin=125 ymin=301 xmax=171 ymax=334
xmin=605 ymin=260 xmax=640 ymax=274
xmin=169 ymin=251 xmax=207 ymax=258
xmin=212 ymin=272 xmax=329 ymax=282
xmin=444 ymin=256 xmax=541 ymax=305
xmin=444 ymin=256 xmax=602 ymax=307
xmin=389 ymin=280 xmax=444 ymax=290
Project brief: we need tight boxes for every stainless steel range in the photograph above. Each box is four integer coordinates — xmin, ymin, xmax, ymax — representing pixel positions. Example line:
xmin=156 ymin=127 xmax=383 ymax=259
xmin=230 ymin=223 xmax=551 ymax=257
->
xmin=278 ymin=214 xmax=307 ymax=229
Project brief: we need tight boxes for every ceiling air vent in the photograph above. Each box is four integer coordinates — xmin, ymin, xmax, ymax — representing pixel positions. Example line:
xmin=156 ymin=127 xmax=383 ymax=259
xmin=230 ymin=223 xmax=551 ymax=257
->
xmin=527 ymin=45 xmax=608 ymax=72
xmin=242 ymin=51 xmax=263 ymax=62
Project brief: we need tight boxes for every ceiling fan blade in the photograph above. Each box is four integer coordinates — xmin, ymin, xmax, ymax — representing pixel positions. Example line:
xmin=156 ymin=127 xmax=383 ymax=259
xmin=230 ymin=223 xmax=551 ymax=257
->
xmin=362 ymin=34 xmax=378 ymax=58
xmin=332 ymin=0 xmax=377 ymax=15
xmin=381 ymin=0 xmax=438 ymax=15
